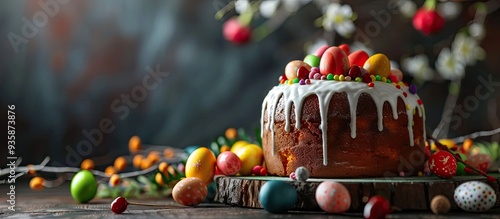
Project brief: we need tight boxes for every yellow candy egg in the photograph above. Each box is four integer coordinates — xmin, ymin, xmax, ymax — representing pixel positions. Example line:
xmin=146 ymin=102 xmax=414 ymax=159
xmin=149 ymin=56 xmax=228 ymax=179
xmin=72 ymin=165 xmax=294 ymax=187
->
xmin=172 ymin=177 xmax=208 ymax=206
xmin=363 ymin=53 xmax=391 ymax=78
xmin=285 ymin=60 xmax=311 ymax=81
xmin=431 ymin=139 xmax=457 ymax=151
xmin=234 ymin=144 xmax=263 ymax=176
xmin=185 ymin=147 xmax=216 ymax=185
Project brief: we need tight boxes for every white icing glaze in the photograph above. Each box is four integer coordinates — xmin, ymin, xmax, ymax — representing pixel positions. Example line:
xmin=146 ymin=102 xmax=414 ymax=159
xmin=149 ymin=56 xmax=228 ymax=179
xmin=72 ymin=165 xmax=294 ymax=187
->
xmin=261 ymin=80 xmax=425 ymax=166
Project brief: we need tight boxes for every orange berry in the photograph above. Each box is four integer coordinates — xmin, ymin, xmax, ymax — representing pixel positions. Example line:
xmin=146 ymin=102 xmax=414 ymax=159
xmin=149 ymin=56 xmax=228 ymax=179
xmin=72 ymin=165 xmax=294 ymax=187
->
xmin=167 ymin=165 xmax=177 ymax=178
xmin=27 ymin=164 xmax=36 ymax=175
xmin=225 ymin=128 xmax=238 ymax=139
xmin=113 ymin=156 xmax=127 ymax=172
xmin=463 ymin=138 xmax=473 ymax=152
xmin=158 ymin=162 xmax=169 ymax=175
xmin=147 ymin=151 xmax=160 ymax=164
xmin=155 ymin=172 xmax=166 ymax=186
xmin=30 ymin=177 xmax=44 ymax=190
xmin=220 ymin=145 xmax=230 ymax=152
xmin=129 ymin=135 xmax=142 ymax=154
xmin=163 ymin=148 xmax=175 ymax=158
xmin=109 ymin=174 xmax=121 ymax=187
xmin=105 ymin=166 xmax=116 ymax=176
xmin=80 ymin=159 xmax=95 ymax=170
xmin=132 ymin=154 xmax=143 ymax=168
xmin=140 ymin=158 xmax=154 ymax=170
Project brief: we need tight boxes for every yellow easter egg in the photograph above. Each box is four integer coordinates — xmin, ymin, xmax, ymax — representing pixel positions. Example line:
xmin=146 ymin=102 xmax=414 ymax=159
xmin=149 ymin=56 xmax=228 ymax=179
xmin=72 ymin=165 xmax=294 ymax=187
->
xmin=185 ymin=147 xmax=216 ymax=185
xmin=230 ymin=140 xmax=249 ymax=153
xmin=234 ymin=144 xmax=263 ymax=176
xmin=431 ymin=139 xmax=457 ymax=151
xmin=363 ymin=53 xmax=391 ymax=78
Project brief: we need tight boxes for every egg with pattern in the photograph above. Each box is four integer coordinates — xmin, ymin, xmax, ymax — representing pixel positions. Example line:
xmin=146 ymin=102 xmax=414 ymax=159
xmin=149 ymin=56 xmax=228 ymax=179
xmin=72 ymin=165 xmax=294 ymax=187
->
xmin=185 ymin=147 xmax=216 ymax=185
xmin=172 ymin=177 xmax=208 ymax=207
xmin=315 ymin=181 xmax=351 ymax=213
xmin=454 ymin=181 xmax=496 ymax=212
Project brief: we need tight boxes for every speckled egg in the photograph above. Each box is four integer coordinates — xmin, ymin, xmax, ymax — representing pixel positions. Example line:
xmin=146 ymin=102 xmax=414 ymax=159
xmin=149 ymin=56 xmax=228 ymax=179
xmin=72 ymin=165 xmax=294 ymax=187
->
xmin=454 ymin=181 xmax=496 ymax=212
xmin=173 ymin=177 xmax=208 ymax=206
xmin=259 ymin=181 xmax=297 ymax=213
xmin=467 ymin=154 xmax=492 ymax=172
xmin=185 ymin=147 xmax=216 ymax=185
xmin=315 ymin=181 xmax=351 ymax=213
xmin=216 ymin=151 xmax=241 ymax=176
xmin=363 ymin=53 xmax=391 ymax=78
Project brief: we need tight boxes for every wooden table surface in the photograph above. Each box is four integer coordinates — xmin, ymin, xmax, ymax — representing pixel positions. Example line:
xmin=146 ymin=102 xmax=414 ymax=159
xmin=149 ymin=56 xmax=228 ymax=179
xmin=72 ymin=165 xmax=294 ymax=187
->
xmin=1 ymin=180 xmax=500 ymax=218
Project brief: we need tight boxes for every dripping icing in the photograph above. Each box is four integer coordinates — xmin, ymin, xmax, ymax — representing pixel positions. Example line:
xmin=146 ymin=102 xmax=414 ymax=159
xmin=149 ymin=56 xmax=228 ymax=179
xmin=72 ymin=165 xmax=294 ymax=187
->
xmin=261 ymin=80 xmax=425 ymax=166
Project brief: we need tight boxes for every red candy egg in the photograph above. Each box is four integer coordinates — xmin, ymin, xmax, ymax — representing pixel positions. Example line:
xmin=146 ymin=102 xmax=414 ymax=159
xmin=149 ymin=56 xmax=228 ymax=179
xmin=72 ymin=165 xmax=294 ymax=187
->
xmin=348 ymin=50 xmax=369 ymax=67
xmin=320 ymin=47 xmax=349 ymax=76
xmin=296 ymin=66 xmax=309 ymax=79
xmin=428 ymin=150 xmax=457 ymax=179
xmin=216 ymin=151 xmax=242 ymax=176
xmin=339 ymin=44 xmax=350 ymax=56
xmin=364 ymin=196 xmax=392 ymax=219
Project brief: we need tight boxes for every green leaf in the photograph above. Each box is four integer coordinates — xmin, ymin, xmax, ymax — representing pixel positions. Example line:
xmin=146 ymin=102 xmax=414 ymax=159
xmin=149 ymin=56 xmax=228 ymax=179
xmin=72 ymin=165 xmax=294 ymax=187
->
xmin=96 ymin=183 xmax=112 ymax=198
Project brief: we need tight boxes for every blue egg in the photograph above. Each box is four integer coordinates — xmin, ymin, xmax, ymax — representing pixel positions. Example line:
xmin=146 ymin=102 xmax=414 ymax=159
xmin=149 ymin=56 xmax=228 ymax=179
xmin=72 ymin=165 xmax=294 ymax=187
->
xmin=259 ymin=180 xmax=297 ymax=213
xmin=185 ymin=145 xmax=200 ymax=155
xmin=204 ymin=181 xmax=217 ymax=203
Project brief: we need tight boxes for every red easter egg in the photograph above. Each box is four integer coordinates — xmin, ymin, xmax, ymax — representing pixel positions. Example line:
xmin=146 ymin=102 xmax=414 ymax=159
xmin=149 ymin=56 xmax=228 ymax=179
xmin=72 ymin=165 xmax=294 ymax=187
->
xmin=320 ymin=47 xmax=349 ymax=76
xmin=297 ymin=66 xmax=309 ymax=79
xmin=428 ymin=150 xmax=457 ymax=179
xmin=339 ymin=44 xmax=350 ymax=56
xmin=348 ymin=50 xmax=369 ymax=67
xmin=314 ymin=45 xmax=329 ymax=58
xmin=216 ymin=151 xmax=242 ymax=176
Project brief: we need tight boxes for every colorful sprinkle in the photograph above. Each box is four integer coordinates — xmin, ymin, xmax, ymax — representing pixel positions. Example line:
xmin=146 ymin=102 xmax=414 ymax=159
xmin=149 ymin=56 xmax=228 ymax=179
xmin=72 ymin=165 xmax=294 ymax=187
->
xmin=327 ymin=73 xmax=334 ymax=80
xmin=321 ymin=75 xmax=327 ymax=80
xmin=375 ymin=75 xmax=381 ymax=81
xmin=314 ymin=73 xmax=321 ymax=80
xmin=293 ymin=78 xmax=299 ymax=84
xmin=368 ymin=82 xmax=374 ymax=87
xmin=308 ymin=72 xmax=315 ymax=79
xmin=409 ymin=84 xmax=417 ymax=94
xmin=396 ymin=85 xmax=401 ymax=89
xmin=417 ymin=99 xmax=423 ymax=105
xmin=311 ymin=67 xmax=319 ymax=74
xmin=344 ymin=76 xmax=351 ymax=81
xmin=362 ymin=74 xmax=372 ymax=83
xmin=339 ymin=75 xmax=345 ymax=81
xmin=305 ymin=79 xmax=311 ymax=84
xmin=386 ymin=79 xmax=392 ymax=83
xmin=299 ymin=79 xmax=306 ymax=85
xmin=381 ymin=77 xmax=387 ymax=82
xmin=406 ymin=104 xmax=411 ymax=110
xmin=355 ymin=77 xmax=362 ymax=82
xmin=403 ymin=92 xmax=408 ymax=97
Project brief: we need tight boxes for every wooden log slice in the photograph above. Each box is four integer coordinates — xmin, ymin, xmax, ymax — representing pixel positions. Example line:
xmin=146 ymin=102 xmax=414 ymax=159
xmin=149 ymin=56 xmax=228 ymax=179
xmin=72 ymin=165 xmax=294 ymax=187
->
xmin=214 ymin=174 xmax=500 ymax=211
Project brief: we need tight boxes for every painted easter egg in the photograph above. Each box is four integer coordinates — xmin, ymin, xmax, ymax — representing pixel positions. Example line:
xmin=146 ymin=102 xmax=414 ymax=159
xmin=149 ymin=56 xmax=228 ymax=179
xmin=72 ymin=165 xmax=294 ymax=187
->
xmin=348 ymin=50 xmax=369 ymax=67
xmin=70 ymin=170 xmax=97 ymax=203
xmin=185 ymin=147 xmax=216 ymax=185
xmin=339 ymin=44 xmax=350 ymax=55
xmin=230 ymin=140 xmax=249 ymax=153
xmin=285 ymin=60 xmax=311 ymax=81
xmin=320 ymin=47 xmax=349 ymax=76
xmin=363 ymin=53 xmax=391 ymax=78
xmin=216 ymin=151 xmax=242 ymax=176
xmin=234 ymin=144 xmax=263 ymax=176
xmin=315 ymin=181 xmax=351 ymax=213
xmin=389 ymin=68 xmax=403 ymax=82
xmin=467 ymin=154 xmax=492 ymax=172
xmin=172 ymin=177 xmax=208 ymax=206
xmin=454 ymin=181 xmax=496 ymax=212
xmin=259 ymin=180 xmax=297 ymax=213
xmin=304 ymin=54 xmax=320 ymax=67
xmin=364 ymin=196 xmax=391 ymax=219
xmin=314 ymin=45 xmax=329 ymax=58
xmin=428 ymin=150 xmax=457 ymax=179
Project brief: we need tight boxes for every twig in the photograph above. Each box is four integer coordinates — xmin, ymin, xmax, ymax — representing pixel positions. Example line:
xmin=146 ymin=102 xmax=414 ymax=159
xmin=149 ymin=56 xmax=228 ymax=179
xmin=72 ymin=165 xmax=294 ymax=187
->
xmin=449 ymin=127 xmax=500 ymax=144
xmin=432 ymin=80 xmax=462 ymax=139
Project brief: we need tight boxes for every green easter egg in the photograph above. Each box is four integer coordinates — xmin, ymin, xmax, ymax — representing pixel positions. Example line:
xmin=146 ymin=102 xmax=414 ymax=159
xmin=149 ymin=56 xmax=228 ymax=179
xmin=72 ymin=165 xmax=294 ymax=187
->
xmin=70 ymin=170 xmax=97 ymax=203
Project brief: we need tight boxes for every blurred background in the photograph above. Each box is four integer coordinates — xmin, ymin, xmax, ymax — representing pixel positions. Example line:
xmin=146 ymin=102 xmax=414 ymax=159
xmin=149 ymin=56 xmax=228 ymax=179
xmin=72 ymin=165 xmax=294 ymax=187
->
xmin=0 ymin=0 xmax=499 ymax=167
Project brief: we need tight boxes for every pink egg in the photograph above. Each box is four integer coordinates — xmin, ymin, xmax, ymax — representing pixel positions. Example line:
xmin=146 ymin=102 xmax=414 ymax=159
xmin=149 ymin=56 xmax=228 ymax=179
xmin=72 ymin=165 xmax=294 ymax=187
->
xmin=348 ymin=50 xmax=369 ymax=67
xmin=320 ymin=47 xmax=349 ymax=76
xmin=315 ymin=181 xmax=351 ymax=213
xmin=390 ymin=68 xmax=403 ymax=82
xmin=467 ymin=154 xmax=492 ymax=172
xmin=314 ymin=45 xmax=329 ymax=58
xmin=172 ymin=177 xmax=207 ymax=206
xmin=216 ymin=151 xmax=242 ymax=176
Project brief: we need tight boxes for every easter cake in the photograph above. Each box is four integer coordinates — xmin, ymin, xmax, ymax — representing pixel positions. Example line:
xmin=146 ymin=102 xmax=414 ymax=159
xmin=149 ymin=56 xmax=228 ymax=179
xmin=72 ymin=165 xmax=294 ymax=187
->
xmin=261 ymin=45 xmax=426 ymax=178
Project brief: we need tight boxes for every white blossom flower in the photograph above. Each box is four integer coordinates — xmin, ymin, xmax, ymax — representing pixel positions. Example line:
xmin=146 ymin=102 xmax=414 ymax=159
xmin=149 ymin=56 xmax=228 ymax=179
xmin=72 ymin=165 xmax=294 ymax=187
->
xmin=399 ymin=0 xmax=416 ymax=18
xmin=402 ymin=54 xmax=434 ymax=81
xmin=322 ymin=3 xmax=355 ymax=38
xmin=451 ymin=33 xmax=485 ymax=65
xmin=436 ymin=48 xmax=465 ymax=80
xmin=234 ymin=0 xmax=250 ymax=14
xmin=468 ymin=23 xmax=486 ymax=41
xmin=437 ymin=2 xmax=462 ymax=20
xmin=259 ymin=0 xmax=311 ymax=18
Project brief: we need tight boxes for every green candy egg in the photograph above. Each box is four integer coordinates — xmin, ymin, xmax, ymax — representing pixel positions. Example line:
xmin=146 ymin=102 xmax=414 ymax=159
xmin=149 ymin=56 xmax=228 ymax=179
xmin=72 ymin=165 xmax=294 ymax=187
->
xmin=70 ymin=170 xmax=97 ymax=203
xmin=455 ymin=153 xmax=468 ymax=176
xmin=304 ymin=54 xmax=320 ymax=67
